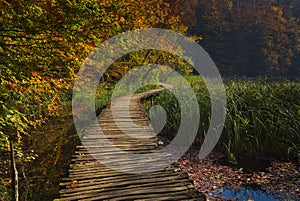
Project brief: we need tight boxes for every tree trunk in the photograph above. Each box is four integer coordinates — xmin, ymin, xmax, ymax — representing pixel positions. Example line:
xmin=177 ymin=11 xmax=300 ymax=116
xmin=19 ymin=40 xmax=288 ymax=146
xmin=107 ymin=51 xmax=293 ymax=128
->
xmin=10 ymin=140 xmax=19 ymax=201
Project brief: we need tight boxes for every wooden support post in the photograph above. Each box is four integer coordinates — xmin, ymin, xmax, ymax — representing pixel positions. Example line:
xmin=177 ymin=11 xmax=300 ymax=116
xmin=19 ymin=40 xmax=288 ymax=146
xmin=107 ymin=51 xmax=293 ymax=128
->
xmin=10 ymin=140 xmax=19 ymax=201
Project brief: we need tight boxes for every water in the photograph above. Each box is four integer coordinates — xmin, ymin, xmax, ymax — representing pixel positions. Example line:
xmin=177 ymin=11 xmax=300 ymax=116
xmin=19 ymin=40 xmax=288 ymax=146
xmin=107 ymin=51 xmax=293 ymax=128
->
xmin=214 ymin=185 xmax=279 ymax=201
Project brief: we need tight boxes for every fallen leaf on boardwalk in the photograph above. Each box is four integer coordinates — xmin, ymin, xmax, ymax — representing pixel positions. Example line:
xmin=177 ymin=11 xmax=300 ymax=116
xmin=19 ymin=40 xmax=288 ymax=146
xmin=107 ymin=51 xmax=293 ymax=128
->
xmin=69 ymin=180 xmax=79 ymax=189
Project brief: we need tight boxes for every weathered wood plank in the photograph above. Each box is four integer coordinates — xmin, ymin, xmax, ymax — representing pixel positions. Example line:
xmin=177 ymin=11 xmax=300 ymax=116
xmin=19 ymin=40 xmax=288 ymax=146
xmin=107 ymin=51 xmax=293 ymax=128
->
xmin=59 ymin=85 xmax=205 ymax=200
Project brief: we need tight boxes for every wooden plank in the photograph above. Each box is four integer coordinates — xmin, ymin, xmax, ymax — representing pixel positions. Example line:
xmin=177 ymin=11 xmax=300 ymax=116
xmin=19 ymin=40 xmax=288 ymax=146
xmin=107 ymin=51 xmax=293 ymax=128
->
xmin=59 ymin=85 xmax=205 ymax=200
xmin=62 ymin=172 xmax=189 ymax=187
xmin=60 ymin=175 xmax=191 ymax=194
xmin=61 ymin=184 xmax=195 ymax=200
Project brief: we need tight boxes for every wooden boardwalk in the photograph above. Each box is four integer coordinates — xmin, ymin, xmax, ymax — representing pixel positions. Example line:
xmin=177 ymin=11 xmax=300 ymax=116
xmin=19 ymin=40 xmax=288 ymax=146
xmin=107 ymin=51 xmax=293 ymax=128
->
xmin=59 ymin=87 xmax=205 ymax=200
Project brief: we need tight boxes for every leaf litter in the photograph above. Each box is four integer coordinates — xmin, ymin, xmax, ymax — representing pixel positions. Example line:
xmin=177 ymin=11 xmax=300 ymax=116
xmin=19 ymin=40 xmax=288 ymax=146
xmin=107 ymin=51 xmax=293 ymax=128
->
xmin=177 ymin=149 xmax=300 ymax=200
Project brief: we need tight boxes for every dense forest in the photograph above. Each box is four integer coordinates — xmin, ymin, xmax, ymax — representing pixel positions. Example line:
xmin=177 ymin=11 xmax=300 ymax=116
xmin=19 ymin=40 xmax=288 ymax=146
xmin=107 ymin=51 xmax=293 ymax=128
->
xmin=182 ymin=0 xmax=300 ymax=77
xmin=0 ymin=0 xmax=299 ymax=200
xmin=0 ymin=0 xmax=188 ymax=156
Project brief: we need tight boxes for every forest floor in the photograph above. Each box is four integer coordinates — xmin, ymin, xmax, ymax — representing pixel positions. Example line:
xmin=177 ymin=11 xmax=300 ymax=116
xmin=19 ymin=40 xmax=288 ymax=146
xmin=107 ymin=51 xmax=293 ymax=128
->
xmin=178 ymin=148 xmax=300 ymax=201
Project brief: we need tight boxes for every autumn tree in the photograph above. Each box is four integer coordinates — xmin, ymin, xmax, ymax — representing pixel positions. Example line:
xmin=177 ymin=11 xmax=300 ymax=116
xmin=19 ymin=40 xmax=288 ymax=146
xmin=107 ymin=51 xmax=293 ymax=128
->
xmin=180 ymin=0 xmax=300 ymax=78
xmin=0 ymin=0 xmax=188 ymax=150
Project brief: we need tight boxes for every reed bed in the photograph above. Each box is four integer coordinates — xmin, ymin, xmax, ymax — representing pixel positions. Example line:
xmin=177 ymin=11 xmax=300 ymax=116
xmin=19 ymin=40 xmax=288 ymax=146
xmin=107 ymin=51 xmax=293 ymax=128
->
xmin=149 ymin=76 xmax=300 ymax=161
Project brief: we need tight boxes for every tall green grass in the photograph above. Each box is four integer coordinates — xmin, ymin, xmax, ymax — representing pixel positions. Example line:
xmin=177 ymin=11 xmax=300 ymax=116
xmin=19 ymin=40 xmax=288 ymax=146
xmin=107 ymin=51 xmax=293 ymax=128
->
xmin=150 ymin=76 xmax=300 ymax=160
xmin=224 ymin=80 xmax=300 ymax=160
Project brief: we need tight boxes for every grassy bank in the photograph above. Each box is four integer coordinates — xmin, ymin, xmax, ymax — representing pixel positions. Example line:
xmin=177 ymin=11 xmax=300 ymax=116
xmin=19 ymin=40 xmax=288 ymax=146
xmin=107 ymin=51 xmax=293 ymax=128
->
xmin=149 ymin=76 xmax=300 ymax=161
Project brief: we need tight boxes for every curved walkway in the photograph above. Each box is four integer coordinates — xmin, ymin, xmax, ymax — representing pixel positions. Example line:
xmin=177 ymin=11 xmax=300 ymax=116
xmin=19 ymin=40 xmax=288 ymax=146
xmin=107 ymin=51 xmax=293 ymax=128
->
xmin=59 ymin=87 xmax=205 ymax=200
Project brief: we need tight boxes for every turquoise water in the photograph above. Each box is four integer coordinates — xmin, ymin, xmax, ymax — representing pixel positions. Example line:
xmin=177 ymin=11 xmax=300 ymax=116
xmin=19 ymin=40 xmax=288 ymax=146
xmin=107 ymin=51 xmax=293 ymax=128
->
xmin=214 ymin=185 xmax=279 ymax=201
